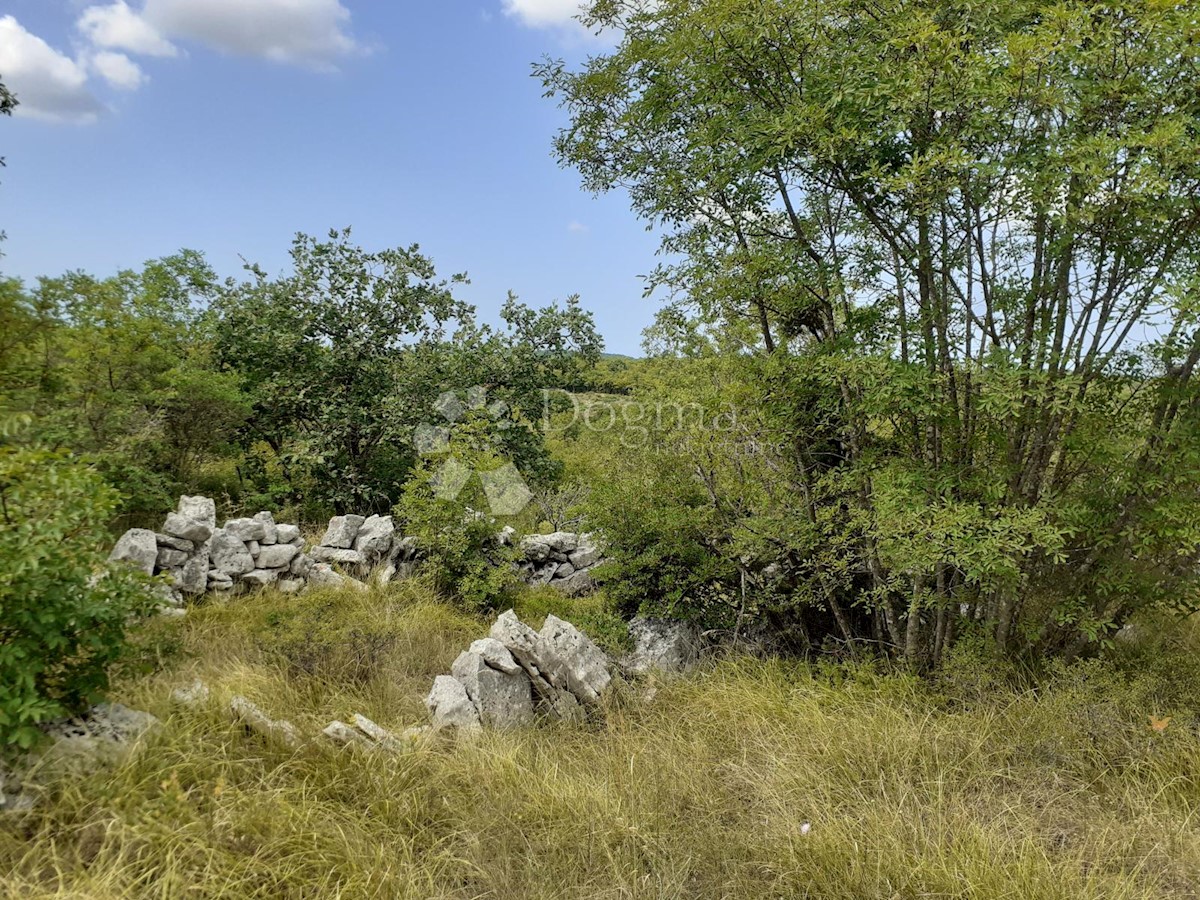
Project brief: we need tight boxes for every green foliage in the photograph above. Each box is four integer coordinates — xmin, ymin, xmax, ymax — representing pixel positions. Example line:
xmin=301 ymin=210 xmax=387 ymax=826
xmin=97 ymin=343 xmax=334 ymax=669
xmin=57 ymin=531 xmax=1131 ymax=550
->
xmin=395 ymin=442 xmax=520 ymax=613
xmin=212 ymin=229 xmax=602 ymax=515
xmin=544 ymin=0 xmax=1200 ymax=662
xmin=0 ymin=444 xmax=159 ymax=753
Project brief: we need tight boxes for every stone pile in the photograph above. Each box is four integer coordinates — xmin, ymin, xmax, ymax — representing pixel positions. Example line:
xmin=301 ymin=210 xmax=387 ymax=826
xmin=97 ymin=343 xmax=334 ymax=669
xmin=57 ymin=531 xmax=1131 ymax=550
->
xmin=517 ymin=532 xmax=606 ymax=596
xmin=425 ymin=610 xmax=613 ymax=733
xmin=109 ymin=498 xmax=431 ymax=603
xmin=309 ymin=513 xmax=422 ymax=583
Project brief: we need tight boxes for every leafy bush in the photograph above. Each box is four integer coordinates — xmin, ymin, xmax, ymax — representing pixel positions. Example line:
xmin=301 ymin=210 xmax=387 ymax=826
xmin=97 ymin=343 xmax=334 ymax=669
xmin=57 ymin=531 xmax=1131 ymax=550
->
xmin=395 ymin=445 xmax=519 ymax=613
xmin=0 ymin=446 xmax=158 ymax=752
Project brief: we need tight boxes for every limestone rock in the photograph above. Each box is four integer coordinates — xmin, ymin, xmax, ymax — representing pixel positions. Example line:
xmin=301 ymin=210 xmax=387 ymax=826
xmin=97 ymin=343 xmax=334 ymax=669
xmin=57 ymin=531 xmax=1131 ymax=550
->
xmin=625 ymin=618 xmax=701 ymax=674
xmin=156 ymin=547 xmax=189 ymax=570
xmin=452 ymin=650 xmax=534 ymax=729
xmin=109 ymin=529 xmax=158 ymax=576
xmin=177 ymin=495 xmax=216 ymax=527
xmin=230 ymin=696 xmax=300 ymax=747
xmin=171 ymin=679 xmax=210 ymax=707
xmin=424 ymin=675 xmax=481 ymax=732
xmin=542 ymin=532 xmax=579 ymax=554
xmin=322 ymin=721 xmax=368 ymax=747
xmin=161 ymin=512 xmax=213 ymax=544
xmin=278 ymin=578 xmax=305 ymax=594
xmin=241 ymin=569 xmax=279 ymax=588
xmin=289 ymin=553 xmax=313 ymax=578
xmin=537 ymin=615 xmax=611 ymax=705
xmin=554 ymin=569 xmax=595 ymax=598
xmin=256 ymin=543 xmax=299 ymax=569
xmin=224 ymin=518 xmax=267 ymax=542
xmin=468 ymin=637 xmax=522 ymax=675
xmin=276 ymin=523 xmax=301 ymax=544
xmin=307 ymin=563 xmax=368 ymax=592
xmin=320 ymin=515 xmax=365 ymax=549
xmin=155 ymin=533 xmax=195 ymax=553
xmin=489 ymin=610 xmax=582 ymax=716
xmin=174 ymin=554 xmax=209 ymax=595
xmin=310 ymin=546 xmax=365 ymax=566
xmin=209 ymin=530 xmax=254 ymax=577
xmin=253 ymin=511 xmax=278 ymax=545
xmin=553 ymin=561 xmax=576 ymax=579
xmin=568 ymin=545 xmax=603 ymax=569
xmin=351 ymin=714 xmax=404 ymax=751
xmin=353 ymin=514 xmax=396 ymax=564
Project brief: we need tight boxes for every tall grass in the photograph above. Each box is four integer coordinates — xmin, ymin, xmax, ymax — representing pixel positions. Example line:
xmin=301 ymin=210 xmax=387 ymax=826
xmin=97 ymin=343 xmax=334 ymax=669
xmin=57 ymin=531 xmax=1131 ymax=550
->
xmin=3 ymin=581 xmax=1200 ymax=898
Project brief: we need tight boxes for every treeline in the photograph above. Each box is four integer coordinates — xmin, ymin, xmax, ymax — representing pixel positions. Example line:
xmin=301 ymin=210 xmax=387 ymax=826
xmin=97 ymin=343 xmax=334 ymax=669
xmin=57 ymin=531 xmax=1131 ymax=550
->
xmin=0 ymin=229 xmax=602 ymax=527
xmin=541 ymin=0 xmax=1200 ymax=665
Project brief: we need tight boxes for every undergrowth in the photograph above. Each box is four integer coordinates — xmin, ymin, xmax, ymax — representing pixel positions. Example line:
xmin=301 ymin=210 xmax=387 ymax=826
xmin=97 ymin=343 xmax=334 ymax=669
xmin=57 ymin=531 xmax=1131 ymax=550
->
xmin=2 ymin=581 xmax=1200 ymax=899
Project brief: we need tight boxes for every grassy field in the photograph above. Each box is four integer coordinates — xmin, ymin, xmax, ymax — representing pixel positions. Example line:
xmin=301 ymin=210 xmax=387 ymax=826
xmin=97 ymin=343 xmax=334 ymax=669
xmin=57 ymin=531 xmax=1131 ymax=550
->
xmin=3 ymin=581 xmax=1200 ymax=899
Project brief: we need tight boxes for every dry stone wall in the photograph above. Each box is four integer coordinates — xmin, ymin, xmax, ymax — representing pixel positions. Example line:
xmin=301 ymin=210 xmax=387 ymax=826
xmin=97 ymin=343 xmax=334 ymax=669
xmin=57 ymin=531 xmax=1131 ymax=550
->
xmin=109 ymin=496 xmax=608 ymax=605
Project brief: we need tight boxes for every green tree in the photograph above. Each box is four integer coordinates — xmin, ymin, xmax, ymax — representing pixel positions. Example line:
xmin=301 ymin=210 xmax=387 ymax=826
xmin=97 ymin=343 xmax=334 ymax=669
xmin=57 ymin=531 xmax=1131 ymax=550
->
xmin=213 ymin=228 xmax=601 ymax=515
xmin=543 ymin=0 xmax=1200 ymax=663
xmin=0 ymin=435 xmax=159 ymax=752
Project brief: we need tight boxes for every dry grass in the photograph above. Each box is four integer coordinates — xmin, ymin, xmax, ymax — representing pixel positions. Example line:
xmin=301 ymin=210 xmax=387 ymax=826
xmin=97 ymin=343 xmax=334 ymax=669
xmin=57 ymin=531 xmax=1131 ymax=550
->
xmin=3 ymin=583 xmax=1200 ymax=899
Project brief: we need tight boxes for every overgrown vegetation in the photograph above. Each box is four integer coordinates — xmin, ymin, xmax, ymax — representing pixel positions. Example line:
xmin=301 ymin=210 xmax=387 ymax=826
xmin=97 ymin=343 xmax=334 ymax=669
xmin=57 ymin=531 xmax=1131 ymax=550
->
xmin=542 ymin=0 xmax=1200 ymax=663
xmin=0 ymin=435 xmax=158 ymax=752
xmin=4 ymin=582 xmax=1200 ymax=898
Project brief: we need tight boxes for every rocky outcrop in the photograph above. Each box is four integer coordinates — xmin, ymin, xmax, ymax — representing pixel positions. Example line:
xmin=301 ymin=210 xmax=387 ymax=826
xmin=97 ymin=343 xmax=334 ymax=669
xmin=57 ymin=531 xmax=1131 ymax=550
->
xmin=425 ymin=610 xmax=612 ymax=734
xmin=624 ymin=617 xmax=702 ymax=674
xmin=516 ymin=532 xmax=607 ymax=596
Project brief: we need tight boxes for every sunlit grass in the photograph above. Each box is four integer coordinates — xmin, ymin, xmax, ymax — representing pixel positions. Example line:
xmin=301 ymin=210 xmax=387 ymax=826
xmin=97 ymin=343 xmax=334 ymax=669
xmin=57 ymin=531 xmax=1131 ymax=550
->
xmin=3 ymin=583 xmax=1200 ymax=898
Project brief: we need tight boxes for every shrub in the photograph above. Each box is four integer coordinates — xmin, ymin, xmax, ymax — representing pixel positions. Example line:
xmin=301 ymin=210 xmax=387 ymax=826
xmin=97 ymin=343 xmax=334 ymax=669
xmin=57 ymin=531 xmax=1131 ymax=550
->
xmin=0 ymin=446 xmax=158 ymax=752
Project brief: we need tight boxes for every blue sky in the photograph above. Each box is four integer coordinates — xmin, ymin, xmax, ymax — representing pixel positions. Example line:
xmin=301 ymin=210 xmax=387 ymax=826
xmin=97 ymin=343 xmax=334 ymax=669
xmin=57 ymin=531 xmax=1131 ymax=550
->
xmin=0 ymin=1 xmax=660 ymax=354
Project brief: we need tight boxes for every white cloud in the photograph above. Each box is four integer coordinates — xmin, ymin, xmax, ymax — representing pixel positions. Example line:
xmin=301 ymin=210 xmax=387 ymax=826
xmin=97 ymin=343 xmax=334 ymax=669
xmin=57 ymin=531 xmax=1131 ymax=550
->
xmin=141 ymin=0 xmax=360 ymax=69
xmin=78 ymin=2 xmax=178 ymax=58
xmin=567 ymin=220 xmax=589 ymax=234
xmin=90 ymin=51 xmax=146 ymax=90
xmin=503 ymin=0 xmax=588 ymax=29
xmin=0 ymin=16 xmax=103 ymax=123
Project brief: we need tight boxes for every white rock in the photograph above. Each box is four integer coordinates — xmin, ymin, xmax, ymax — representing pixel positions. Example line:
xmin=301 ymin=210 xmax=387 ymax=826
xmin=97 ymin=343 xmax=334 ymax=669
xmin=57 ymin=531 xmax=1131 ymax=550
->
xmin=156 ymin=547 xmax=189 ymax=570
xmin=310 ymin=546 xmax=365 ymax=566
xmin=554 ymin=569 xmax=595 ymax=597
xmin=224 ymin=518 xmax=267 ymax=542
xmin=241 ymin=569 xmax=279 ymax=588
xmin=290 ymin=553 xmax=313 ymax=578
xmin=276 ymin=524 xmax=301 ymax=544
xmin=553 ymin=561 xmax=576 ymax=579
xmin=322 ymin=721 xmax=368 ymax=746
xmin=109 ymin=529 xmax=158 ymax=576
xmin=542 ymin=532 xmax=579 ymax=553
xmin=353 ymin=514 xmax=396 ymax=564
xmin=424 ymin=675 xmax=481 ymax=732
xmin=155 ymin=533 xmax=195 ymax=553
xmin=256 ymin=543 xmax=299 ymax=569
xmin=278 ymin=578 xmax=305 ymax=594
xmin=625 ymin=618 xmax=701 ymax=674
xmin=209 ymin=530 xmax=255 ymax=576
xmin=537 ymin=615 xmax=611 ymax=705
xmin=351 ymin=714 xmax=403 ymax=751
xmin=253 ymin=512 xmax=278 ymax=545
xmin=320 ymin=515 xmax=365 ymax=549
xmin=44 ymin=703 xmax=160 ymax=745
xmin=171 ymin=680 xmax=210 ymax=707
xmin=175 ymin=554 xmax=209 ymax=595
xmin=468 ymin=637 xmax=522 ymax=675
xmin=489 ymin=610 xmax=583 ymax=717
xmin=177 ymin=495 xmax=217 ymax=527
xmin=230 ymin=696 xmax=300 ymax=747
xmin=247 ymin=540 xmax=261 ymax=557
xmin=452 ymin=651 xmax=534 ymax=729
xmin=568 ymin=546 xmax=603 ymax=569
xmin=307 ymin=563 xmax=368 ymax=592
xmin=161 ymin=512 xmax=213 ymax=544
